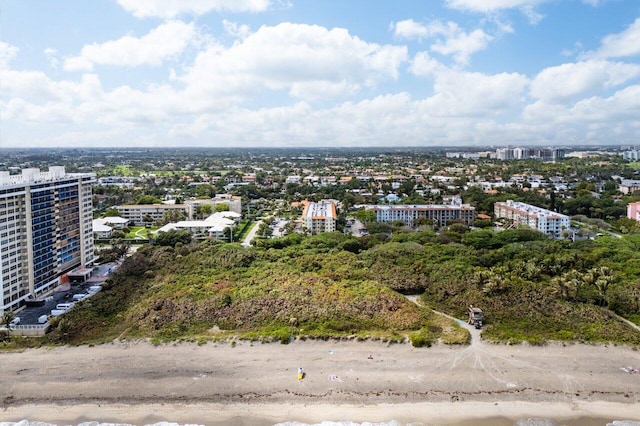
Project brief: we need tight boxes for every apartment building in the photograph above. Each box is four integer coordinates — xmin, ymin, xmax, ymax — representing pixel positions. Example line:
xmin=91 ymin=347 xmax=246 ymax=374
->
xmin=619 ymin=179 xmax=640 ymax=195
xmin=116 ymin=203 xmax=188 ymax=225
xmin=0 ymin=167 xmax=95 ymax=313
xmin=495 ymin=147 xmax=565 ymax=161
xmin=117 ymin=194 xmax=242 ymax=225
xmin=494 ymin=200 xmax=570 ymax=238
xmin=301 ymin=200 xmax=337 ymax=233
xmin=364 ymin=204 xmax=475 ymax=227
xmin=185 ymin=194 xmax=242 ymax=216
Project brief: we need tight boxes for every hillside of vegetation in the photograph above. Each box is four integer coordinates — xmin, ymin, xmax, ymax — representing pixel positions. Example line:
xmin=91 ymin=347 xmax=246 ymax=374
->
xmin=44 ymin=229 xmax=640 ymax=347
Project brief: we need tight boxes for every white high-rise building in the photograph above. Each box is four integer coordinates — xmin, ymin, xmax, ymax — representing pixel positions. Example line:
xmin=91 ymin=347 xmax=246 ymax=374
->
xmin=0 ymin=167 xmax=95 ymax=313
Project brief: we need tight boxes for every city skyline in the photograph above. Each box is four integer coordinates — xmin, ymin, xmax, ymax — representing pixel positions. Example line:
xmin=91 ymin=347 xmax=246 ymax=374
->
xmin=2 ymin=0 xmax=640 ymax=148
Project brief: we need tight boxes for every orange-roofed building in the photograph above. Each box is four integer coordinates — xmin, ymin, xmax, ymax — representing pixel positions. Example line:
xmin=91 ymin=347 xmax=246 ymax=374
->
xmin=301 ymin=200 xmax=337 ymax=233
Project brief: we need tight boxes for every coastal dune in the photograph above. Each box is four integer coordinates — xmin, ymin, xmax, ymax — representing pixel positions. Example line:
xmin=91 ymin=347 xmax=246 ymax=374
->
xmin=1 ymin=339 xmax=640 ymax=424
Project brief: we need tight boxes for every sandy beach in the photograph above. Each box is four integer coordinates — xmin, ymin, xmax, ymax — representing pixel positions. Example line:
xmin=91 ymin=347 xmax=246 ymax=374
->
xmin=1 ymin=338 xmax=640 ymax=425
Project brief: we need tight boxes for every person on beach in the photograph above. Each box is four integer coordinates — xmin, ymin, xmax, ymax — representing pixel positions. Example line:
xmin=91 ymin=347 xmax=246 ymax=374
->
xmin=298 ymin=367 xmax=305 ymax=380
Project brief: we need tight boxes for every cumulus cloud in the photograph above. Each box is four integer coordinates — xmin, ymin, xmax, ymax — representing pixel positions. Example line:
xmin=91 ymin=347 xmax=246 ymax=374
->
xmin=180 ymin=23 xmax=408 ymax=101
xmin=410 ymin=52 xmax=446 ymax=77
xmin=431 ymin=27 xmax=493 ymax=65
xmin=524 ymin=84 xmax=640 ymax=130
xmin=64 ymin=21 xmax=196 ymax=71
xmin=422 ymin=69 xmax=529 ymax=117
xmin=392 ymin=19 xmax=430 ymax=40
xmin=5 ymin=8 xmax=640 ymax=149
xmin=392 ymin=20 xmax=492 ymax=65
xmin=582 ymin=18 xmax=640 ymax=59
xmin=117 ymin=0 xmax=270 ymax=19
xmin=530 ymin=60 xmax=640 ymax=103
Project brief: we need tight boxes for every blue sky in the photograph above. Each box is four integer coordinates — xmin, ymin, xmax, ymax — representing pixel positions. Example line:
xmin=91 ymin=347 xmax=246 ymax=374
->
xmin=1 ymin=0 xmax=640 ymax=148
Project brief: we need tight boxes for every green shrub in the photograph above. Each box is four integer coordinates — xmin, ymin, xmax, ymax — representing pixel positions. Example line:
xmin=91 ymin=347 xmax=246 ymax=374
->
xmin=409 ymin=328 xmax=434 ymax=348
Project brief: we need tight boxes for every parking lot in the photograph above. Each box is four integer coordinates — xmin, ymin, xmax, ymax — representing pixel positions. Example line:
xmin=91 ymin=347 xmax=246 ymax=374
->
xmin=13 ymin=261 xmax=118 ymax=326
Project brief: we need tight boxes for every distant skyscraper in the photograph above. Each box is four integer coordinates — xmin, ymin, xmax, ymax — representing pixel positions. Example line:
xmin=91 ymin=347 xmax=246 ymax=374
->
xmin=0 ymin=167 xmax=95 ymax=313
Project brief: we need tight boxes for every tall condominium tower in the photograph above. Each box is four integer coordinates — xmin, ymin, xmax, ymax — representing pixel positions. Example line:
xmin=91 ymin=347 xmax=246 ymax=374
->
xmin=0 ymin=167 xmax=95 ymax=313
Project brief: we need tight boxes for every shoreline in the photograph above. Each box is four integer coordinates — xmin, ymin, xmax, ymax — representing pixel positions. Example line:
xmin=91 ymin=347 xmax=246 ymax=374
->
xmin=3 ymin=401 xmax=640 ymax=425
xmin=1 ymin=340 xmax=640 ymax=424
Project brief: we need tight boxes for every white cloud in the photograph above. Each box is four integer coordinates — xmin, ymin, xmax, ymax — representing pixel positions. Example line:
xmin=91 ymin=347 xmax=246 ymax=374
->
xmin=422 ymin=69 xmax=529 ymax=117
xmin=5 ymin=9 xmax=640 ymax=149
xmin=0 ymin=69 xmax=102 ymax=103
xmin=524 ymin=84 xmax=640 ymax=131
xmin=0 ymin=41 xmax=19 ymax=69
xmin=582 ymin=18 xmax=640 ymax=59
xmin=410 ymin=52 xmax=445 ymax=77
xmin=530 ymin=60 xmax=640 ymax=103
xmin=521 ymin=5 xmax=544 ymax=25
xmin=64 ymin=21 xmax=196 ymax=71
xmin=44 ymin=48 xmax=60 ymax=69
xmin=446 ymin=0 xmax=606 ymax=10
xmin=180 ymin=23 xmax=408 ymax=101
xmin=431 ymin=27 xmax=493 ymax=65
xmin=445 ymin=0 xmax=549 ymax=13
xmin=392 ymin=20 xmax=492 ymax=65
xmin=117 ymin=0 xmax=270 ymax=19
xmin=445 ymin=0 xmax=602 ymax=24
xmin=392 ymin=19 xmax=430 ymax=40
xmin=222 ymin=20 xmax=252 ymax=39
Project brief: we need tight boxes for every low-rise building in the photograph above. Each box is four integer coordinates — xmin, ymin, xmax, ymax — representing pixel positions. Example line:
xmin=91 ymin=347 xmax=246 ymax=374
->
xmin=362 ymin=204 xmax=475 ymax=227
xmin=155 ymin=211 xmax=240 ymax=240
xmin=116 ymin=204 xmax=188 ymax=226
xmin=92 ymin=220 xmax=113 ymax=239
xmin=117 ymin=194 xmax=241 ymax=225
xmin=619 ymin=179 xmax=640 ymax=195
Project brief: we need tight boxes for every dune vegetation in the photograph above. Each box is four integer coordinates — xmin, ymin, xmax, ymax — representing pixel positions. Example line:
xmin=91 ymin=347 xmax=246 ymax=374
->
xmin=42 ymin=227 xmax=640 ymax=347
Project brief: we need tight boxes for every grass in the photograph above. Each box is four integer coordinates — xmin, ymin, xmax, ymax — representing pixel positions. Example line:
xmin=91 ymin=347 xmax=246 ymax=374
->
xmin=233 ymin=220 xmax=254 ymax=242
xmin=627 ymin=314 xmax=640 ymax=326
xmin=125 ymin=226 xmax=157 ymax=239
xmin=627 ymin=162 xmax=640 ymax=170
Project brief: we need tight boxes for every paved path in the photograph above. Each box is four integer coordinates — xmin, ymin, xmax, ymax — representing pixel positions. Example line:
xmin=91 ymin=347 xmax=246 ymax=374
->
xmin=241 ymin=220 xmax=262 ymax=247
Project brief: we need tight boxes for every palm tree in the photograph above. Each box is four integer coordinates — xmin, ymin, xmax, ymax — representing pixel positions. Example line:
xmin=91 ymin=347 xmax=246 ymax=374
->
xmin=1 ymin=311 xmax=15 ymax=341
xmin=2 ymin=311 xmax=14 ymax=328
xmin=590 ymin=266 xmax=616 ymax=307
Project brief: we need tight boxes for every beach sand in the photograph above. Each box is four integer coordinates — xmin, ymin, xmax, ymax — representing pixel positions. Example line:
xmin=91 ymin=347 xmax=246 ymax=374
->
xmin=1 ymin=339 xmax=640 ymax=424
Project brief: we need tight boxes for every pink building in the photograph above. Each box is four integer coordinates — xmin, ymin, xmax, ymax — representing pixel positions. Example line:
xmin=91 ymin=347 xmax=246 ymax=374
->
xmin=627 ymin=201 xmax=640 ymax=222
